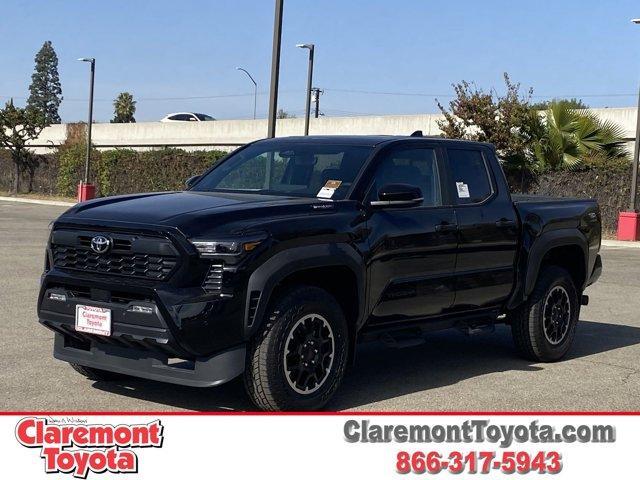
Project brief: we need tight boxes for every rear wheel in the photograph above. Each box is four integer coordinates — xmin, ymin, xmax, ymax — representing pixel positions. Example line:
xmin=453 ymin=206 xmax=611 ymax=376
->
xmin=511 ymin=266 xmax=580 ymax=362
xmin=244 ymin=286 xmax=348 ymax=411
xmin=69 ymin=363 xmax=125 ymax=381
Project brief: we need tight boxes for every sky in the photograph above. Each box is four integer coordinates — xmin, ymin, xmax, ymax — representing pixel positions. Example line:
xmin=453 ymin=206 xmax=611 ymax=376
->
xmin=1 ymin=0 xmax=639 ymax=123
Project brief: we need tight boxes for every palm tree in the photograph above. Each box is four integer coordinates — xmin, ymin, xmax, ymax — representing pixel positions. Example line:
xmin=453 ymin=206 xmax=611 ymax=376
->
xmin=535 ymin=101 xmax=628 ymax=170
xmin=111 ymin=92 xmax=136 ymax=123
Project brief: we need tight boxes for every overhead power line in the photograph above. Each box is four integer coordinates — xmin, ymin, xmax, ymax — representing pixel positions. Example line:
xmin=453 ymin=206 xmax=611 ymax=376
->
xmin=324 ymin=88 xmax=453 ymax=97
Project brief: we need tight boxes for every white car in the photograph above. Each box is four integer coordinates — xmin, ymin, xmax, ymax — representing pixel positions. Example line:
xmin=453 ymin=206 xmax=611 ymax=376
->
xmin=160 ymin=112 xmax=215 ymax=122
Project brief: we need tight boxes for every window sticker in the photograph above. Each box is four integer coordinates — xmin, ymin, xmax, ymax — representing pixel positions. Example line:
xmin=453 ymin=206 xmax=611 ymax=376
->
xmin=317 ymin=180 xmax=342 ymax=199
xmin=456 ymin=182 xmax=470 ymax=198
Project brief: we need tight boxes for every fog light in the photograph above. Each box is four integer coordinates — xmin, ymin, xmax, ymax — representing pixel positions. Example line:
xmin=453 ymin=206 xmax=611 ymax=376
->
xmin=49 ymin=293 xmax=67 ymax=302
xmin=127 ymin=305 xmax=153 ymax=314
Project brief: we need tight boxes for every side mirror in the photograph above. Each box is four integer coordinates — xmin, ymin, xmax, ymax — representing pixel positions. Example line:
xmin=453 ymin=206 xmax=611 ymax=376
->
xmin=185 ymin=175 xmax=201 ymax=189
xmin=370 ymin=183 xmax=423 ymax=208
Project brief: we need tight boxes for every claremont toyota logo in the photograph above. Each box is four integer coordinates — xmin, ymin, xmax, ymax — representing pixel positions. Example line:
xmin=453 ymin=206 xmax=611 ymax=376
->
xmin=90 ymin=236 xmax=111 ymax=254
xmin=15 ymin=417 xmax=164 ymax=477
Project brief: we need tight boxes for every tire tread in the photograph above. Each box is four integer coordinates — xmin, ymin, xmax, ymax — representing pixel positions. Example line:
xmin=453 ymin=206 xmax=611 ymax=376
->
xmin=511 ymin=266 xmax=578 ymax=362
xmin=244 ymin=286 xmax=347 ymax=411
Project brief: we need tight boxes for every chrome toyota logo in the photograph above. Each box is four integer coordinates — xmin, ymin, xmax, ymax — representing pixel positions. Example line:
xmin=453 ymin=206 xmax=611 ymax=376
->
xmin=90 ymin=235 xmax=112 ymax=254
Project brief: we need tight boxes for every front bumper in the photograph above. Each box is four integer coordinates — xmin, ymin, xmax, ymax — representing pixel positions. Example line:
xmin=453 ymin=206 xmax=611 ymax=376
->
xmin=53 ymin=333 xmax=245 ymax=387
xmin=39 ymin=269 xmax=249 ymax=387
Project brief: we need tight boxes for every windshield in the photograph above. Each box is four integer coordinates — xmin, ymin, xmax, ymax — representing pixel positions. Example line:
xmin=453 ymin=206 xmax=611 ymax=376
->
xmin=195 ymin=113 xmax=215 ymax=121
xmin=191 ymin=142 xmax=374 ymax=199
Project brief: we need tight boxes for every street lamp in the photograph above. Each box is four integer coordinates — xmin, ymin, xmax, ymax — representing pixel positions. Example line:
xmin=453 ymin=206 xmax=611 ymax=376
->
xmin=618 ymin=19 xmax=640 ymax=240
xmin=296 ymin=43 xmax=315 ymax=136
xmin=236 ymin=67 xmax=257 ymax=119
xmin=267 ymin=0 xmax=284 ymax=138
xmin=630 ymin=19 xmax=640 ymax=212
xmin=77 ymin=57 xmax=95 ymax=201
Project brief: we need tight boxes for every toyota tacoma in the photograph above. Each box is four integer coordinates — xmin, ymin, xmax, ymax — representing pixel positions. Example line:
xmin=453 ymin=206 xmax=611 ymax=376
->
xmin=38 ymin=135 xmax=602 ymax=410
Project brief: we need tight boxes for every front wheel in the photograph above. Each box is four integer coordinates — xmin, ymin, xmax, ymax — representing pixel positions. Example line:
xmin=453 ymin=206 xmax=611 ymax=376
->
xmin=511 ymin=266 xmax=580 ymax=362
xmin=244 ymin=286 xmax=348 ymax=411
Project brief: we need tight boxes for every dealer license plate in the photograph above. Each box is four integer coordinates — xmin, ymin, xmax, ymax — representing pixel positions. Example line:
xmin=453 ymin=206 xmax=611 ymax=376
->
xmin=75 ymin=305 xmax=112 ymax=337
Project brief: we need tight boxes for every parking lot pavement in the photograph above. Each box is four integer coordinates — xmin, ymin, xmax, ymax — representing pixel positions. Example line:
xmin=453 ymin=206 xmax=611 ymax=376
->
xmin=1 ymin=200 xmax=639 ymax=412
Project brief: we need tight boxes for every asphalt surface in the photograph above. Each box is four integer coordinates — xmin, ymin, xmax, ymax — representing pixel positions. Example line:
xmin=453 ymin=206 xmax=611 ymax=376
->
xmin=1 ymin=201 xmax=639 ymax=412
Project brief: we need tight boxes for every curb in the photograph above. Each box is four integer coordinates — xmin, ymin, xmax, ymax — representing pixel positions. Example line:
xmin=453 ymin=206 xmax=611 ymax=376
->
xmin=0 ymin=196 xmax=75 ymax=207
xmin=601 ymin=239 xmax=640 ymax=249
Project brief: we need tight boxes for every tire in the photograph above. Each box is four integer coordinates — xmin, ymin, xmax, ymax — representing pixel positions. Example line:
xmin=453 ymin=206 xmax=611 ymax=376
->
xmin=244 ymin=286 xmax=349 ymax=411
xmin=511 ymin=265 xmax=580 ymax=362
xmin=69 ymin=363 xmax=125 ymax=381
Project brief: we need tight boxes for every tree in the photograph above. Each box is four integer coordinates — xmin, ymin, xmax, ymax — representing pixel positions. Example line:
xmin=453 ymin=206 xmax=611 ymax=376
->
xmin=0 ymin=100 xmax=46 ymax=194
xmin=436 ymin=73 xmax=544 ymax=175
xmin=27 ymin=41 xmax=63 ymax=124
xmin=534 ymin=101 xmax=628 ymax=170
xmin=111 ymin=92 xmax=136 ymax=123
xmin=531 ymin=98 xmax=588 ymax=111
xmin=276 ymin=109 xmax=295 ymax=119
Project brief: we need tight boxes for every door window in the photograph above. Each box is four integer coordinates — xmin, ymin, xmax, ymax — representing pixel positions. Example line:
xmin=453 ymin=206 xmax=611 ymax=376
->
xmin=446 ymin=149 xmax=493 ymax=204
xmin=369 ymin=148 xmax=441 ymax=207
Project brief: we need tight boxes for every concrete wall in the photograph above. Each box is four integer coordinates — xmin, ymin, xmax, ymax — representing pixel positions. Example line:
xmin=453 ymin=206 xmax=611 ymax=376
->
xmin=26 ymin=107 xmax=638 ymax=153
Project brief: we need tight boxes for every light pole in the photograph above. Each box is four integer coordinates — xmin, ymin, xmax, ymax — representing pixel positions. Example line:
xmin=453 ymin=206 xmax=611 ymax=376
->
xmin=297 ymin=43 xmax=314 ymax=136
xmin=236 ymin=67 xmax=257 ymax=119
xmin=267 ymin=0 xmax=284 ymax=138
xmin=78 ymin=57 xmax=95 ymax=201
xmin=630 ymin=18 xmax=640 ymax=212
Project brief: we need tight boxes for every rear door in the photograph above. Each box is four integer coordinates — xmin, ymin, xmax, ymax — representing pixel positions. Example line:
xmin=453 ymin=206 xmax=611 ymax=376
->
xmin=364 ymin=143 xmax=458 ymax=326
xmin=443 ymin=146 xmax=518 ymax=311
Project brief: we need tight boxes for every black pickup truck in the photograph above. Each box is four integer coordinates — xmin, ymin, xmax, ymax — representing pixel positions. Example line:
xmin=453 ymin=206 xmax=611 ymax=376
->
xmin=38 ymin=135 xmax=602 ymax=410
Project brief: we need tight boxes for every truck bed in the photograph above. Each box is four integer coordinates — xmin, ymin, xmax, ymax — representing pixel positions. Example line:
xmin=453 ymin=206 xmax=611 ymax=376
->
xmin=511 ymin=194 xmax=599 ymax=232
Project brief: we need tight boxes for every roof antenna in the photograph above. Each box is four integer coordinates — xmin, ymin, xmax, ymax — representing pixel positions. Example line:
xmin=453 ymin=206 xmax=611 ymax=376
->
xmin=410 ymin=130 xmax=423 ymax=137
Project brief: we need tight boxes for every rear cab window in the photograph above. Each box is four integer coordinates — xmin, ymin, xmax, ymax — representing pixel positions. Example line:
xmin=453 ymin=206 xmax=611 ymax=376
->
xmin=445 ymin=148 xmax=493 ymax=204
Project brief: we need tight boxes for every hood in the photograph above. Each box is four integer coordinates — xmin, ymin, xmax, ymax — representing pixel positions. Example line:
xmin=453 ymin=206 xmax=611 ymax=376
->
xmin=58 ymin=191 xmax=336 ymax=236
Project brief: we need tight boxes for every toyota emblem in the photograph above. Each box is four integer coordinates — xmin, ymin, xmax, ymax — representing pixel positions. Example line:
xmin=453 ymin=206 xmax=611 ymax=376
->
xmin=90 ymin=235 xmax=112 ymax=254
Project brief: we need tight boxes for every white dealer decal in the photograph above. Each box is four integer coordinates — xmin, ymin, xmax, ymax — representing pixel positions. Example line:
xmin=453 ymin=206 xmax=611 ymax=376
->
xmin=317 ymin=179 xmax=342 ymax=199
xmin=456 ymin=182 xmax=470 ymax=198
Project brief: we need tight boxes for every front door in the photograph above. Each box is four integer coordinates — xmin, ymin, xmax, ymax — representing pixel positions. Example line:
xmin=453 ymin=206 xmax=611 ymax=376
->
xmin=365 ymin=144 xmax=458 ymax=326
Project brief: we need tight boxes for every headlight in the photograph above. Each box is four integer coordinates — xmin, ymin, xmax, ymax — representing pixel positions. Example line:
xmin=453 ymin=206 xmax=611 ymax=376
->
xmin=190 ymin=239 xmax=263 ymax=257
xmin=191 ymin=240 xmax=241 ymax=256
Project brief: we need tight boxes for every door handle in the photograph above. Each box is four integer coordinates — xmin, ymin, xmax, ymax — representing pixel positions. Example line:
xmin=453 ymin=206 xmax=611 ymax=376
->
xmin=495 ymin=219 xmax=517 ymax=228
xmin=435 ymin=223 xmax=457 ymax=233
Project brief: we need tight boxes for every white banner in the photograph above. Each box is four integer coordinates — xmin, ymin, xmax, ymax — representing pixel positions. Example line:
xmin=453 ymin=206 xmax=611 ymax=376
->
xmin=1 ymin=414 xmax=635 ymax=479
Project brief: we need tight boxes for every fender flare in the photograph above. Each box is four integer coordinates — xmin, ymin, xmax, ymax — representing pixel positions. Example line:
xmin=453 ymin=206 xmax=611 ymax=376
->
xmin=243 ymin=244 xmax=365 ymax=338
xmin=508 ymin=228 xmax=588 ymax=311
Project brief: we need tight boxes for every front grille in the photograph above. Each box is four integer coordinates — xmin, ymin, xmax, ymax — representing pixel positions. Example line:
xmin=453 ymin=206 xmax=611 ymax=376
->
xmin=202 ymin=263 xmax=224 ymax=294
xmin=52 ymin=245 xmax=177 ymax=280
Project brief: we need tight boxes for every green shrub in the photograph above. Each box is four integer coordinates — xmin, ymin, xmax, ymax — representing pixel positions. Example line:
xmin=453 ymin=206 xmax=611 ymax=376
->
xmin=102 ymin=148 xmax=226 ymax=194
xmin=97 ymin=148 xmax=134 ymax=197
xmin=51 ymin=147 xmax=227 ymax=197
xmin=56 ymin=142 xmax=89 ymax=196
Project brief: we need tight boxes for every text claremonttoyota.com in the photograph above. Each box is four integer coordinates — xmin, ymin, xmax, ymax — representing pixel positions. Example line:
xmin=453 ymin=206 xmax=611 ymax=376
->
xmin=344 ymin=420 xmax=616 ymax=447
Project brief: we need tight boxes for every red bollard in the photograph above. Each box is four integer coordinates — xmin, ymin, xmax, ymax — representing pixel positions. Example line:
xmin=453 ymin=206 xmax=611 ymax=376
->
xmin=77 ymin=182 xmax=96 ymax=202
xmin=617 ymin=211 xmax=640 ymax=241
